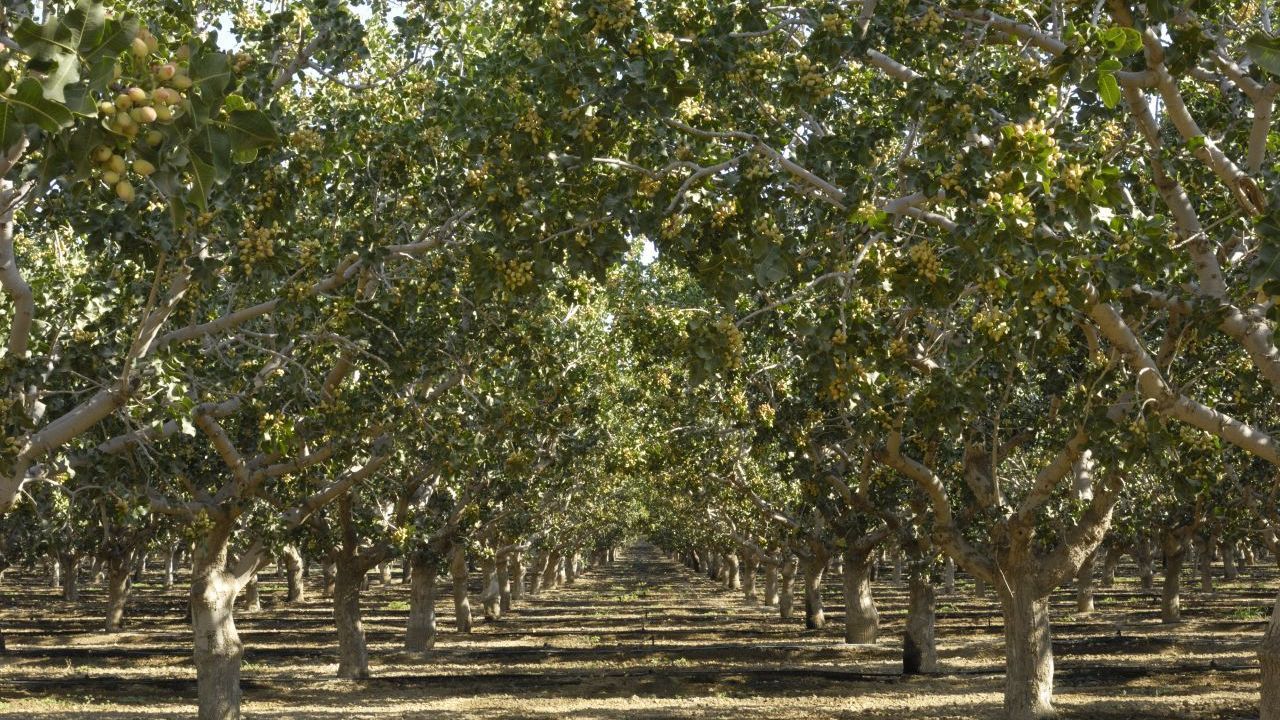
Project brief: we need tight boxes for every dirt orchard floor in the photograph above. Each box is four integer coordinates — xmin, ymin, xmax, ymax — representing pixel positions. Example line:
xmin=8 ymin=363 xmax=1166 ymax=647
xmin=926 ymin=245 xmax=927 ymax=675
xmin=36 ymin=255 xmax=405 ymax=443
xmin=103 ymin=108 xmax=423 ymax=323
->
xmin=0 ymin=543 xmax=1273 ymax=719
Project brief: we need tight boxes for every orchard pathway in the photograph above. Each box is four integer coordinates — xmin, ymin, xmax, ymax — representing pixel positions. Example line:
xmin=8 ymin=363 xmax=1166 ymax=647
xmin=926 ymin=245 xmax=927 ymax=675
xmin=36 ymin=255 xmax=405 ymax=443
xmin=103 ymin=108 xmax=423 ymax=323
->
xmin=0 ymin=542 xmax=1272 ymax=718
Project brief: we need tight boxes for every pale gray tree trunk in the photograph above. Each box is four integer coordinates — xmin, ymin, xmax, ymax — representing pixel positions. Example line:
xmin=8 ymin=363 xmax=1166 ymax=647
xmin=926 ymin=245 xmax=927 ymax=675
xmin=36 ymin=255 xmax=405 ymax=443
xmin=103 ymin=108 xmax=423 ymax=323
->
xmin=998 ymin=576 xmax=1054 ymax=719
xmin=190 ymin=532 xmax=243 ymax=720
xmin=378 ymin=562 xmax=392 ymax=585
xmin=450 ymin=544 xmax=472 ymax=633
xmin=104 ymin=555 xmax=131 ymax=632
xmin=405 ymin=556 xmax=437 ymax=653
xmin=321 ymin=562 xmax=336 ymax=598
xmin=1075 ymin=550 xmax=1095 ymax=613
xmin=942 ymin=557 xmax=955 ymax=595
xmin=762 ymin=561 xmax=779 ymax=606
xmin=480 ymin=556 xmax=501 ymax=621
xmin=332 ymin=558 xmax=370 ymax=679
xmin=724 ymin=552 xmax=740 ymax=590
xmin=530 ymin=552 xmax=547 ymax=594
xmin=133 ymin=552 xmax=148 ymax=583
xmin=164 ymin=544 xmax=177 ymax=590
xmin=904 ymin=570 xmax=937 ymax=674
xmin=510 ymin=551 xmax=525 ymax=602
xmin=1260 ymin=590 xmax=1280 ymax=720
xmin=564 ymin=552 xmax=577 ymax=585
xmin=802 ymin=556 xmax=825 ymax=629
xmin=1100 ymin=544 xmax=1124 ymax=588
xmin=1223 ymin=542 xmax=1238 ymax=581
xmin=498 ymin=554 xmax=512 ymax=613
xmin=243 ymin=573 xmax=261 ymax=613
xmin=59 ymin=553 xmax=79 ymax=601
xmin=1161 ymin=539 xmax=1185 ymax=624
xmin=283 ymin=545 xmax=305 ymax=603
xmin=741 ymin=551 xmax=758 ymax=603
xmin=779 ymin=555 xmax=796 ymax=619
xmin=975 ymin=575 xmax=988 ymax=598
xmin=1197 ymin=535 xmax=1215 ymax=594
xmin=842 ymin=547 xmax=877 ymax=643
xmin=1135 ymin=538 xmax=1155 ymax=591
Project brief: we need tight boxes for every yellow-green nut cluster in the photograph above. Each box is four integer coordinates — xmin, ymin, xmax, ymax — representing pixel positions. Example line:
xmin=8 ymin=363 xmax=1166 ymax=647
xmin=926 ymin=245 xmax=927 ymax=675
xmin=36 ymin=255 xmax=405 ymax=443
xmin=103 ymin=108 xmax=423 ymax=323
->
xmin=972 ymin=306 xmax=1011 ymax=342
xmin=586 ymin=0 xmax=636 ymax=34
xmin=907 ymin=241 xmax=942 ymax=282
xmin=90 ymin=145 xmax=153 ymax=201
xmin=499 ymin=258 xmax=534 ymax=289
xmin=237 ymin=223 xmax=277 ymax=272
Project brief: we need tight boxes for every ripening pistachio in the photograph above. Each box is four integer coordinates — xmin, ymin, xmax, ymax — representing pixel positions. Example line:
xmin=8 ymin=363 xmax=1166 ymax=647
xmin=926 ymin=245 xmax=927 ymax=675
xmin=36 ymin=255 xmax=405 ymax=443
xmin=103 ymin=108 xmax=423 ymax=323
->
xmin=132 ymin=159 xmax=156 ymax=176
xmin=152 ymin=87 xmax=178 ymax=105
xmin=175 ymin=44 xmax=191 ymax=61
xmin=154 ymin=105 xmax=173 ymax=122
xmin=101 ymin=170 xmax=121 ymax=185
xmin=97 ymin=101 xmax=116 ymax=115
xmin=106 ymin=154 xmax=126 ymax=174
xmin=92 ymin=145 xmax=114 ymax=163
xmin=115 ymin=180 xmax=135 ymax=202
xmin=131 ymin=106 xmax=157 ymax=124
xmin=126 ymin=87 xmax=148 ymax=104
xmin=145 ymin=130 xmax=164 ymax=147
xmin=130 ymin=37 xmax=149 ymax=59
xmin=170 ymin=74 xmax=193 ymax=91
xmin=156 ymin=63 xmax=177 ymax=81
xmin=115 ymin=94 xmax=134 ymax=111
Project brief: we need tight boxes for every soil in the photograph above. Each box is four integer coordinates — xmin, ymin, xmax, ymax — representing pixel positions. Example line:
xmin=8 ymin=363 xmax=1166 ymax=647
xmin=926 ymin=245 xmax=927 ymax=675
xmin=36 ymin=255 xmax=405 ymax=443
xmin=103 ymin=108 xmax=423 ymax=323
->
xmin=0 ymin=544 xmax=1271 ymax=718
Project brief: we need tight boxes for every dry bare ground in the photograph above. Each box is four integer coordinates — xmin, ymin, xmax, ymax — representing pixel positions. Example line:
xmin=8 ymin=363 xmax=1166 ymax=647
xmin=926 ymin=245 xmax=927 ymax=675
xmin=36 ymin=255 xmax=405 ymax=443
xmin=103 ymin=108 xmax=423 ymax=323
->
xmin=0 ymin=543 xmax=1270 ymax=718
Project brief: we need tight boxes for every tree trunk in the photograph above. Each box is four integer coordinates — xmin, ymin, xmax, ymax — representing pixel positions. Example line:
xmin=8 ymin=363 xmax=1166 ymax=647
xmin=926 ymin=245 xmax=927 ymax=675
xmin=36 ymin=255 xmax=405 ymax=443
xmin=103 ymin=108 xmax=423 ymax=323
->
xmin=332 ymin=559 xmax=370 ymax=680
xmin=975 ymin=575 xmax=988 ymax=598
xmin=556 ymin=552 xmax=568 ymax=586
xmin=942 ymin=558 xmax=955 ymax=595
xmin=1075 ymin=550 xmax=1095 ymax=613
xmin=1198 ymin=536 xmax=1215 ymax=594
xmin=378 ymin=562 xmax=392 ymax=585
xmin=564 ymin=552 xmax=577 ymax=585
xmin=842 ymin=548 xmax=877 ymax=643
xmin=891 ymin=549 xmax=903 ymax=586
xmin=724 ymin=552 xmax=740 ymax=590
xmin=498 ymin=555 xmax=512 ymax=614
xmin=450 ymin=544 xmax=472 ymax=633
xmin=190 ymin=535 xmax=243 ymax=720
xmin=763 ymin=562 xmax=779 ymax=606
xmin=510 ymin=551 xmax=525 ymax=602
xmin=283 ymin=545 xmax=305 ymax=603
xmin=1136 ymin=538 xmax=1155 ymax=591
xmin=405 ymin=557 xmax=437 ymax=653
xmin=779 ymin=556 xmax=796 ymax=619
xmin=243 ymin=573 xmax=261 ymax=613
xmin=104 ymin=556 xmax=131 ymax=632
xmin=133 ymin=552 xmax=148 ymax=583
xmin=741 ymin=553 xmax=758 ymax=604
xmin=1100 ymin=544 xmax=1123 ymax=588
xmin=59 ymin=553 xmax=80 ymax=601
xmin=802 ymin=556 xmax=825 ymax=630
xmin=1161 ymin=548 xmax=1185 ymax=624
xmin=321 ymin=562 xmax=336 ymax=598
xmin=47 ymin=554 xmax=60 ymax=589
xmin=998 ymin=578 xmax=1054 ymax=719
xmin=1223 ymin=542 xmax=1239 ymax=581
xmin=481 ymin=556 xmax=501 ymax=621
xmin=530 ymin=552 xmax=547 ymax=594
xmin=1260 ymin=589 xmax=1280 ymax=720
xmin=542 ymin=551 xmax=562 ymax=591
xmin=164 ymin=544 xmax=177 ymax=590
xmin=904 ymin=570 xmax=938 ymax=674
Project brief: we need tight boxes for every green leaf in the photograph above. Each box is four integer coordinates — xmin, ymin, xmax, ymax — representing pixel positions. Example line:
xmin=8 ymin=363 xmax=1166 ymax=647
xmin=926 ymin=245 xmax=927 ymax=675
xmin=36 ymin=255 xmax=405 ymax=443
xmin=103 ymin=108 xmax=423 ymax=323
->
xmin=0 ymin=105 xmax=22 ymax=149
xmin=189 ymin=50 xmax=231 ymax=99
xmin=1247 ymin=34 xmax=1280 ymax=78
xmin=186 ymin=153 xmax=215 ymax=211
xmin=222 ymin=109 xmax=279 ymax=151
xmin=1098 ymin=72 xmax=1120 ymax=109
xmin=6 ymin=78 xmax=74 ymax=131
